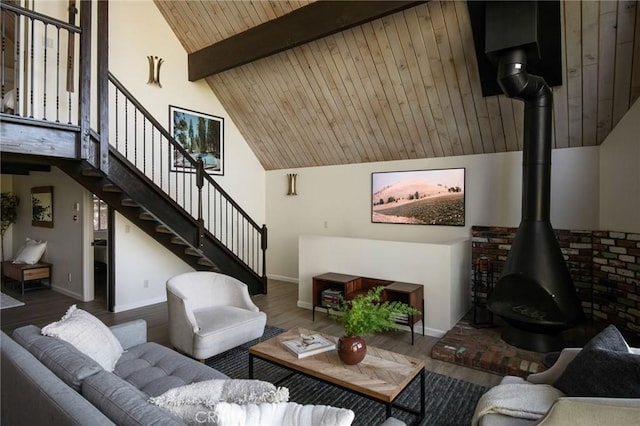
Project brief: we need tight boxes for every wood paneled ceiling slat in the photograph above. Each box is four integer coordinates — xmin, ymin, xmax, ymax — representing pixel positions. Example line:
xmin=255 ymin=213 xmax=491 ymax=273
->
xmin=391 ymin=12 xmax=437 ymax=158
xmin=597 ymin=1 xmax=619 ymax=144
xmin=581 ymin=1 xmax=599 ymax=147
xmin=613 ymin=0 xmax=637 ymax=126
xmin=352 ymin=25 xmax=403 ymax=161
xmin=432 ymin=1 xmax=473 ymax=156
xmin=383 ymin=14 xmax=428 ymax=159
xmin=423 ymin=2 xmax=461 ymax=157
xmin=406 ymin=6 xmax=448 ymax=158
xmin=443 ymin=2 xmax=484 ymax=155
xmin=156 ymin=0 xmax=640 ymax=171
xmin=342 ymin=27 xmax=395 ymax=161
xmin=565 ymin=0 xmax=583 ymax=149
xmin=453 ymin=0 xmax=495 ymax=155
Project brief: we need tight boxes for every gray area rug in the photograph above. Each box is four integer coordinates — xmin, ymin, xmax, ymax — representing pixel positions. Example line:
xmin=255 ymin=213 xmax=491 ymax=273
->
xmin=207 ymin=326 xmax=487 ymax=426
xmin=0 ymin=292 xmax=24 ymax=310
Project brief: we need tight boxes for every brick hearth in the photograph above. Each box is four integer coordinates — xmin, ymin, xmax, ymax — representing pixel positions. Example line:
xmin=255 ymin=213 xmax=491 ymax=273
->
xmin=431 ymin=315 xmax=617 ymax=378
xmin=431 ymin=318 xmax=546 ymax=378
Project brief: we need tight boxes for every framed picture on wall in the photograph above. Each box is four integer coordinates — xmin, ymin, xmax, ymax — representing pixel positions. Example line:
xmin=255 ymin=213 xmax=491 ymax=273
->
xmin=371 ymin=168 xmax=465 ymax=226
xmin=169 ymin=105 xmax=224 ymax=175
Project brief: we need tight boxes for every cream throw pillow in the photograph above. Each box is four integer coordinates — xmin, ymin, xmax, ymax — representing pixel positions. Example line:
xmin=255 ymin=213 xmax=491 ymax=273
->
xmin=149 ymin=379 xmax=289 ymax=424
xmin=13 ymin=237 xmax=47 ymax=264
xmin=41 ymin=305 xmax=123 ymax=372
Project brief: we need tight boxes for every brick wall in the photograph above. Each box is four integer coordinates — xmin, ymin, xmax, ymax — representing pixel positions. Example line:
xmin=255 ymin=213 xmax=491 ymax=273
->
xmin=592 ymin=231 xmax=640 ymax=334
xmin=471 ymin=226 xmax=640 ymax=337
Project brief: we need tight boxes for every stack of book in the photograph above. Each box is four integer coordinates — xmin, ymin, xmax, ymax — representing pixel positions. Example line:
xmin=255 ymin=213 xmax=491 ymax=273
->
xmin=390 ymin=312 xmax=409 ymax=323
xmin=321 ymin=289 xmax=342 ymax=309
xmin=281 ymin=334 xmax=336 ymax=359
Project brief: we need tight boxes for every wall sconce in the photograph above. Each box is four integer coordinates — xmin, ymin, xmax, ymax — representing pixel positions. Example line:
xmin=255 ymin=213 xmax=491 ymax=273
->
xmin=286 ymin=173 xmax=298 ymax=196
xmin=147 ymin=55 xmax=164 ymax=87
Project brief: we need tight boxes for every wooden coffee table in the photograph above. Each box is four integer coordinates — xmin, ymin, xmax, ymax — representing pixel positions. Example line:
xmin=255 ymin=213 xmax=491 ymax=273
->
xmin=248 ymin=328 xmax=425 ymax=424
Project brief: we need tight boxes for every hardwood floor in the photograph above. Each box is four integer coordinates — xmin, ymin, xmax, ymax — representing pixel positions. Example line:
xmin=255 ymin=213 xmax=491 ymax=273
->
xmin=0 ymin=278 xmax=502 ymax=388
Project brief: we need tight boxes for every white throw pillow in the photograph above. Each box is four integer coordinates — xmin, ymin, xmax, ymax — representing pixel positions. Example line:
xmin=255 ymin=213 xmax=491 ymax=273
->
xmin=13 ymin=238 xmax=47 ymax=264
xmin=210 ymin=402 xmax=355 ymax=426
xmin=41 ymin=305 xmax=123 ymax=372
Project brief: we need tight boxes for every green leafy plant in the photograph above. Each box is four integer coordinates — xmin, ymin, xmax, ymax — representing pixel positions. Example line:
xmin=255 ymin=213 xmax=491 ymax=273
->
xmin=32 ymin=196 xmax=51 ymax=221
xmin=334 ymin=286 xmax=418 ymax=337
xmin=1 ymin=192 xmax=20 ymax=262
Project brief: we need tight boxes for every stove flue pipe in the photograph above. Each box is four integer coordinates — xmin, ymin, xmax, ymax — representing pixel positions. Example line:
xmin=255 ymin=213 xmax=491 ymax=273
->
xmin=497 ymin=48 xmax=553 ymax=222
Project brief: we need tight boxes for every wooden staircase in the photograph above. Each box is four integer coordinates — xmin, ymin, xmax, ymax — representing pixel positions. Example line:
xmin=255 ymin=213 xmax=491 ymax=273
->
xmin=55 ymin=144 xmax=266 ymax=295
xmin=0 ymin=2 xmax=267 ymax=297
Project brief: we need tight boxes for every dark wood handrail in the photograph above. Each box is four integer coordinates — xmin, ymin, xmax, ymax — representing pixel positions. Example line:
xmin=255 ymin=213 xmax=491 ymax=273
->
xmin=0 ymin=2 xmax=81 ymax=33
xmin=107 ymin=71 xmax=263 ymax=231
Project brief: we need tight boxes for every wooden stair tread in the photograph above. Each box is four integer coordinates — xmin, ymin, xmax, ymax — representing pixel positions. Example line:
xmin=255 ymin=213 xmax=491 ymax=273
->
xmin=102 ymin=184 xmax=121 ymax=192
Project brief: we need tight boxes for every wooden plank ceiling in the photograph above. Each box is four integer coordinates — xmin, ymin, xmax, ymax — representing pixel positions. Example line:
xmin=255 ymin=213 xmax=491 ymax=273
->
xmin=155 ymin=0 xmax=640 ymax=171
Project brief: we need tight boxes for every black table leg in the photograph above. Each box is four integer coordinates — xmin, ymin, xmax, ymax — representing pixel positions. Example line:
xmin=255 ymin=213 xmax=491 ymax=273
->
xmin=420 ymin=369 xmax=425 ymax=420
xmin=249 ymin=353 xmax=254 ymax=379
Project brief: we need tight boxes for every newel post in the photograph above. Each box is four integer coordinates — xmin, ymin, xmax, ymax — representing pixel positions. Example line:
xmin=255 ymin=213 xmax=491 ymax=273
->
xmin=196 ymin=158 xmax=205 ymax=248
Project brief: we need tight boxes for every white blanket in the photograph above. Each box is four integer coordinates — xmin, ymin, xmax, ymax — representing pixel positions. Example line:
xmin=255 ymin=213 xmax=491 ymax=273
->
xmin=472 ymin=383 xmax=565 ymax=426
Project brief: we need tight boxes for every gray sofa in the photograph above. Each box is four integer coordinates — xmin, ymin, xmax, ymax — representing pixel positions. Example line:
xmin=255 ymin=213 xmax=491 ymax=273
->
xmin=2 ymin=318 xmax=405 ymax=425
xmin=1 ymin=319 xmax=227 ymax=425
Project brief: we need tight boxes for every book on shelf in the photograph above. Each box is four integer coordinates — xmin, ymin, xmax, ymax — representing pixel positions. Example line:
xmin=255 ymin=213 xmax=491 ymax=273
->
xmin=281 ymin=334 xmax=336 ymax=359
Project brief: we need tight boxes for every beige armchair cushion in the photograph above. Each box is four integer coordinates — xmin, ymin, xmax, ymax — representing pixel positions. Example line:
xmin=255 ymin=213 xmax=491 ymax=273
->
xmin=167 ymin=272 xmax=267 ymax=361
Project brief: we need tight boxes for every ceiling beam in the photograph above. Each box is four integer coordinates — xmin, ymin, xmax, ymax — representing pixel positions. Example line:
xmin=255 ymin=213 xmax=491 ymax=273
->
xmin=188 ymin=0 xmax=426 ymax=81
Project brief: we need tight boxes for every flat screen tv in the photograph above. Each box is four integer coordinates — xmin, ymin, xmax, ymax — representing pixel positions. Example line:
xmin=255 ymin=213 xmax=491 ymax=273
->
xmin=371 ymin=168 xmax=465 ymax=226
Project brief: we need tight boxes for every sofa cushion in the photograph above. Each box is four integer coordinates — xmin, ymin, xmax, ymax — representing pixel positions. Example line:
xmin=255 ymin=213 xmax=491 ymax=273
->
xmin=12 ymin=325 xmax=102 ymax=391
xmin=554 ymin=325 xmax=640 ymax=397
xmin=114 ymin=342 xmax=228 ymax=397
xmin=83 ymin=370 xmax=184 ymax=425
xmin=41 ymin=305 xmax=124 ymax=372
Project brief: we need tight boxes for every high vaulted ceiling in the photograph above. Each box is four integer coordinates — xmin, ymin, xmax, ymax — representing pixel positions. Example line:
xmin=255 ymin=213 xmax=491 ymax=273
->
xmin=155 ymin=0 xmax=640 ymax=171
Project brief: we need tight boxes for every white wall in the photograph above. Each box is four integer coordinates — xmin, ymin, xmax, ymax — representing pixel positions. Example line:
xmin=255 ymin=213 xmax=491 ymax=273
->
xmin=267 ymin=147 xmax=600 ymax=281
xmin=600 ymin=99 xmax=640 ymax=233
xmin=113 ymin=213 xmax=192 ymax=312
xmin=298 ymin=235 xmax=471 ymax=336
xmin=109 ymin=0 xmax=265 ymax=222
xmin=102 ymin=0 xmax=265 ymax=310
xmin=0 ymin=175 xmax=15 ymax=261
xmin=9 ymin=168 xmax=94 ymax=301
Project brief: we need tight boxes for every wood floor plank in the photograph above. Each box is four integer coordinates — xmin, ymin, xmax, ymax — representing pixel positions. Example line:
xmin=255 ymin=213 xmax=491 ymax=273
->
xmin=0 ymin=279 xmax=502 ymax=388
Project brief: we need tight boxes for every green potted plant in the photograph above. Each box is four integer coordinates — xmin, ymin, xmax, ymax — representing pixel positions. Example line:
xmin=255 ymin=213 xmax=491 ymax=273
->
xmin=334 ymin=286 xmax=418 ymax=365
xmin=1 ymin=192 xmax=19 ymax=262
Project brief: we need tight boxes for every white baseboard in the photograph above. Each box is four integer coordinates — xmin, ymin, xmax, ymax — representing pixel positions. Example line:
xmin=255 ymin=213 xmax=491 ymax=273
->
xmin=267 ymin=274 xmax=298 ymax=283
xmin=296 ymin=301 xmax=445 ymax=338
xmin=51 ymin=285 xmax=83 ymax=300
xmin=113 ymin=295 xmax=166 ymax=313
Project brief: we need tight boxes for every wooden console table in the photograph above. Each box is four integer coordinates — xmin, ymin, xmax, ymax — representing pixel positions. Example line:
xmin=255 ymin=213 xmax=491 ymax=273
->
xmin=1 ymin=261 xmax=52 ymax=297
xmin=312 ymin=272 xmax=425 ymax=344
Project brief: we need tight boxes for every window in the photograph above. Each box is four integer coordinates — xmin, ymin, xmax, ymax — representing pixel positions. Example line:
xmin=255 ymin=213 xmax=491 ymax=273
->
xmin=93 ymin=195 xmax=108 ymax=231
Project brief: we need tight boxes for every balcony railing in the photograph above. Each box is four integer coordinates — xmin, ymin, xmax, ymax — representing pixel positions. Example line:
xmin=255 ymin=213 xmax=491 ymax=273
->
xmin=1 ymin=2 xmax=81 ymax=125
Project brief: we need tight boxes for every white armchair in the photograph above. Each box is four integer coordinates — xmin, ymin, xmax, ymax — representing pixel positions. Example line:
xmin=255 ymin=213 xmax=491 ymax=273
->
xmin=166 ymin=271 xmax=267 ymax=361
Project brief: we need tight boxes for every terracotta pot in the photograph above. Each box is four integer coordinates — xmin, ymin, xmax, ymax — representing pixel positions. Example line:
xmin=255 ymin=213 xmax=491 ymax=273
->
xmin=337 ymin=335 xmax=367 ymax=365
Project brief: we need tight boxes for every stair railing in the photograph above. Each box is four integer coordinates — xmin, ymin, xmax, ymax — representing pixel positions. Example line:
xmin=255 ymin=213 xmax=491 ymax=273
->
xmin=108 ymin=72 xmax=266 ymax=279
xmin=0 ymin=2 xmax=81 ymax=126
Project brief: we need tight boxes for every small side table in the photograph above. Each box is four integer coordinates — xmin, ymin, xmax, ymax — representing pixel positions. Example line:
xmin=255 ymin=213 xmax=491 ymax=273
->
xmin=383 ymin=282 xmax=425 ymax=345
xmin=1 ymin=261 xmax=52 ymax=296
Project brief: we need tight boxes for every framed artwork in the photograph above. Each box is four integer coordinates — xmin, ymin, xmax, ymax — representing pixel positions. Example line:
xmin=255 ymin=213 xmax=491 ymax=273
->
xmin=170 ymin=105 xmax=224 ymax=175
xmin=371 ymin=168 xmax=465 ymax=226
